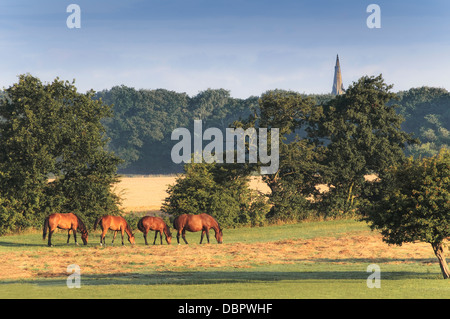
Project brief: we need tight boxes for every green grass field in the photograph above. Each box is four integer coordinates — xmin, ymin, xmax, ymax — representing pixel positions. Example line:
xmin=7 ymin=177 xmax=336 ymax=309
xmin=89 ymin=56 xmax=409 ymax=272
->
xmin=0 ymin=220 xmax=448 ymax=299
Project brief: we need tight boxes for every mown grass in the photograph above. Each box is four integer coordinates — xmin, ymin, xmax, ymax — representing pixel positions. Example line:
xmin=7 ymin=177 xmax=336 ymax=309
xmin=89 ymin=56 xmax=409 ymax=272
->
xmin=0 ymin=219 xmax=448 ymax=299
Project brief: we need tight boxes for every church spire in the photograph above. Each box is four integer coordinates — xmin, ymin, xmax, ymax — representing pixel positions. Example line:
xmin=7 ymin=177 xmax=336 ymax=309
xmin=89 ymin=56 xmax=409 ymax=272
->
xmin=331 ymin=54 xmax=344 ymax=95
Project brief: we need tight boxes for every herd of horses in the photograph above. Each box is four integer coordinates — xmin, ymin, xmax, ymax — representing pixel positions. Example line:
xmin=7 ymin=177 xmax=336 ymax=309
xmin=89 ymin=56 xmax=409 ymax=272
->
xmin=42 ymin=212 xmax=223 ymax=247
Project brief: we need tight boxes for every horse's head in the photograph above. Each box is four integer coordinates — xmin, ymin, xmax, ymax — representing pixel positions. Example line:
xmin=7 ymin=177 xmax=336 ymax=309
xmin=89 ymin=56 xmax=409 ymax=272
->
xmin=129 ymin=235 xmax=136 ymax=245
xmin=215 ymin=228 xmax=223 ymax=244
xmin=81 ymin=231 xmax=88 ymax=245
xmin=166 ymin=227 xmax=172 ymax=245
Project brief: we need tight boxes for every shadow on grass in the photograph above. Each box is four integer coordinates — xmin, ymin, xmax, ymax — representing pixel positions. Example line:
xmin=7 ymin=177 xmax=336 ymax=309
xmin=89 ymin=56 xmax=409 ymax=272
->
xmin=0 ymin=241 xmax=44 ymax=248
xmin=0 ymin=268 xmax=439 ymax=287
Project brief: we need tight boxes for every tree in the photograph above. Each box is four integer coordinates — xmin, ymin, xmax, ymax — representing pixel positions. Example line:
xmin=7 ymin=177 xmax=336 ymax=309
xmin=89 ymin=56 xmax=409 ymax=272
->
xmin=235 ymin=90 xmax=326 ymax=222
xmin=313 ymin=75 xmax=417 ymax=216
xmin=362 ymin=149 xmax=450 ymax=279
xmin=161 ymin=161 xmax=269 ymax=228
xmin=0 ymin=74 xmax=122 ymax=233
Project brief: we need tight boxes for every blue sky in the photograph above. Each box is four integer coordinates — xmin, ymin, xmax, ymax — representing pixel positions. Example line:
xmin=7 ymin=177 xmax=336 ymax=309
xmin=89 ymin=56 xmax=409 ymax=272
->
xmin=1 ymin=0 xmax=449 ymax=98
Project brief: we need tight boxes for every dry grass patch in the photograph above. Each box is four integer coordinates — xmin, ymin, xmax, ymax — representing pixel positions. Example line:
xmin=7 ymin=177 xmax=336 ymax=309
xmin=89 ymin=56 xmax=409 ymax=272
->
xmin=0 ymin=231 xmax=437 ymax=281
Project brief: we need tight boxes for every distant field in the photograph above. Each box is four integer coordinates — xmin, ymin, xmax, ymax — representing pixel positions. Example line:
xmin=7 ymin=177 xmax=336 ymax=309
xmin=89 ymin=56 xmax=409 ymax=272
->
xmin=113 ymin=174 xmax=375 ymax=213
xmin=114 ymin=175 xmax=271 ymax=213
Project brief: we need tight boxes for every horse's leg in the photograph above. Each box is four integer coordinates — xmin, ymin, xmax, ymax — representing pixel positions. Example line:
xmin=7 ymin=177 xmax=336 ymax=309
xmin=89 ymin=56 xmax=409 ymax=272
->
xmin=112 ymin=230 xmax=117 ymax=245
xmin=176 ymin=229 xmax=181 ymax=244
xmin=200 ymin=230 xmax=205 ymax=244
xmin=73 ymin=229 xmax=78 ymax=245
xmin=182 ymin=229 xmax=188 ymax=244
xmin=153 ymin=231 xmax=158 ymax=245
xmin=121 ymin=228 xmax=125 ymax=245
xmin=67 ymin=230 xmax=71 ymax=244
xmin=143 ymin=230 xmax=149 ymax=245
xmin=159 ymin=231 xmax=163 ymax=245
xmin=102 ymin=231 xmax=107 ymax=246
xmin=100 ymin=229 xmax=107 ymax=246
xmin=205 ymin=228 xmax=210 ymax=244
xmin=48 ymin=229 xmax=53 ymax=247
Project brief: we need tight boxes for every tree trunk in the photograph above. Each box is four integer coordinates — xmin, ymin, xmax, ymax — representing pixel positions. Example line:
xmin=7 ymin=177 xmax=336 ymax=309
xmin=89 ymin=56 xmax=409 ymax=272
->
xmin=431 ymin=242 xmax=450 ymax=279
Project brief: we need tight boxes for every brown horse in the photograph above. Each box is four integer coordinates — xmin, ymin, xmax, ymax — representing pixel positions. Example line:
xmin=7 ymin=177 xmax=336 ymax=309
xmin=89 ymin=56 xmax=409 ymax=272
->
xmin=94 ymin=215 xmax=135 ymax=246
xmin=43 ymin=213 xmax=88 ymax=247
xmin=137 ymin=216 xmax=172 ymax=245
xmin=172 ymin=213 xmax=223 ymax=244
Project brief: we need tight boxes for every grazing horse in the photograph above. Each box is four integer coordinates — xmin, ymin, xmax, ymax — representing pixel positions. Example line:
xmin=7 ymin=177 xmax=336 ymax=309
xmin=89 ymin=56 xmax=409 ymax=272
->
xmin=173 ymin=213 xmax=223 ymax=244
xmin=137 ymin=216 xmax=172 ymax=245
xmin=94 ymin=215 xmax=135 ymax=246
xmin=43 ymin=213 xmax=88 ymax=247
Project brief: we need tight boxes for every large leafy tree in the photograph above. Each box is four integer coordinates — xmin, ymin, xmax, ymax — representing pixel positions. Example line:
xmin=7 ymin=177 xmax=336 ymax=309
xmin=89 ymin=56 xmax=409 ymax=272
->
xmin=235 ymin=90 xmax=326 ymax=221
xmin=0 ymin=74 xmax=122 ymax=233
xmin=313 ymin=75 xmax=417 ymax=215
xmin=362 ymin=149 xmax=450 ymax=279
xmin=161 ymin=161 xmax=269 ymax=228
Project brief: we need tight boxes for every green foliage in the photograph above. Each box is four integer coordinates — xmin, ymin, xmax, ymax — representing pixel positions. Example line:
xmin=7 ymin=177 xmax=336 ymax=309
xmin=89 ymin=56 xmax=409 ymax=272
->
xmin=394 ymin=87 xmax=450 ymax=157
xmin=0 ymin=75 xmax=122 ymax=233
xmin=98 ymin=86 xmax=257 ymax=174
xmin=362 ymin=148 xmax=450 ymax=278
xmin=235 ymin=90 xmax=326 ymax=222
xmin=313 ymin=75 xmax=417 ymax=215
xmin=363 ymin=148 xmax=450 ymax=245
xmin=161 ymin=162 xmax=270 ymax=228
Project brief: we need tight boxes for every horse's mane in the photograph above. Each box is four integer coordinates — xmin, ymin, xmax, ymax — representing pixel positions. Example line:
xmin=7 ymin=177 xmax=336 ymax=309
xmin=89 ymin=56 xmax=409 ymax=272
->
xmin=164 ymin=222 xmax=172 ymax=236
xmin=125 ymin=222 xmax=134 ymax=237
xmin=208 ymin=214 xmax=222 ymax=232
xmin=75 ymin=214 xmax=88 ymax=234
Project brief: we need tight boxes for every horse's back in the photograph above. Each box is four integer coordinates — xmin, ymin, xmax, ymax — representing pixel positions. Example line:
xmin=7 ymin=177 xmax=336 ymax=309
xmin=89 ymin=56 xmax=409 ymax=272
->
xmin=102 ymin=215 xmax=127 ymax=230
xmin=48 ymin=212 xmax=77 ymax=229
xmin=185 ymin=214 xmax=205 ymax=232
xmin=140 ymin=216 xmax=163 ymax=230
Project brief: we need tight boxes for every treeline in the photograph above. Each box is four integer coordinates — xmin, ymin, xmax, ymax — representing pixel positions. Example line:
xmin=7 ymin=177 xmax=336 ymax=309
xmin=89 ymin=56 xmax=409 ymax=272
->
xmin=394 ymin=87 xmax=450 ymax=157
xmin=162 ymin=75 xmax=417 ymax=228
xmin=1 ymin=74 xmax=449 ymax=234
xmin=99 ymin=85 xmax=450 ymax=174
xmin=97 ymin=87 xmax=257 ymax=174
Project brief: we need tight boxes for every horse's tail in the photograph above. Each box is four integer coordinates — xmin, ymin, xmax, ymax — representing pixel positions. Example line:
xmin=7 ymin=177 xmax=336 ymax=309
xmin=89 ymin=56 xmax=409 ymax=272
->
xmin=172 ymin=215 xmax=179 ymax=230
xmin=94 ymin=217 xmax=102 ymax=231
xmin=137 ymin=218 xmax=144 ymax=232
xmin=43 ymin=216 xmax=49 ymax=240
